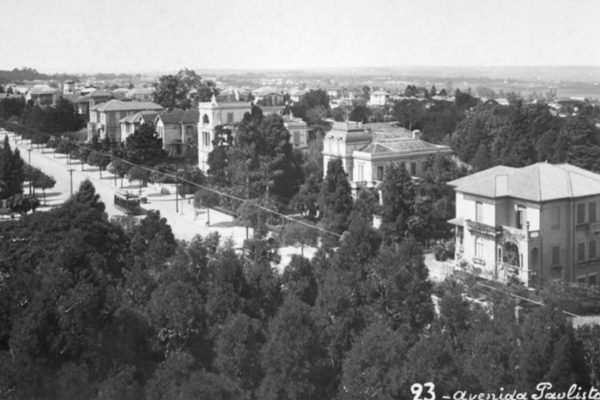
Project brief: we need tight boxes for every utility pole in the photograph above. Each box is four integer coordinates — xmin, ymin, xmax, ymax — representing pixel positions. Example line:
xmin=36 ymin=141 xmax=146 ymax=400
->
xmin=27 ymin=148 xmax=32 ymax=195
xmin=68 ymin=169 xmax=74 ymax=196
xmin=175 ymin=169 xmax=179 ymax=214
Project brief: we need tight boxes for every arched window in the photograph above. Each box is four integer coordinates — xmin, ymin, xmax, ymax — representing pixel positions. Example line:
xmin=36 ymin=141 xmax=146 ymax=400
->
xmin=503 ymin=241 xmax=520 ymax=268
xmin=202 ymin=114 xmax=210 ymax=124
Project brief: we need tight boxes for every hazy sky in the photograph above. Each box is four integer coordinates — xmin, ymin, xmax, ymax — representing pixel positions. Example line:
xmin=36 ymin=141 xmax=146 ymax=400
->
xmin=1 ymin=0 xmax=599 ymax=73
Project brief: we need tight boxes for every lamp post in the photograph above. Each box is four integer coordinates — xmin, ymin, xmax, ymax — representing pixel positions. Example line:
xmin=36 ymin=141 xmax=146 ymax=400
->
xmin=68 ymin=169 xmax=74 ymax=196
xmin=175 ymin=169 xmax=179 ymax=214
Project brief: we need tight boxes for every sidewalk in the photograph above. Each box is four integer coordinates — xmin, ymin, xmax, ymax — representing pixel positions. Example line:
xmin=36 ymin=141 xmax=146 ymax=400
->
xmin=6 ymin=133 xmax=246 ymax=243
xmin=5 ymin=132 xmax=309 ymax=270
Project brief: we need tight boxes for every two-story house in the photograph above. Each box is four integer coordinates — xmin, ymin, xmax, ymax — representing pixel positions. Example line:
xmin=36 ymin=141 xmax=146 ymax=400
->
xmin=27 ymin=85 xmax=62 ymax=106
xmin=448 ymin=162 xmax=600 ymax=288
xmin=119 ymin=110 xmax=160 ymax=142
xmin=155 ymin=108 xmax=199 ymax=155
xmin=88 ymin=99 xmax=163 ymax=141
xmin=77 ymin=89 xmax=112 ymax=118
xmin=369 ymin=90 xmax=390 ymax=106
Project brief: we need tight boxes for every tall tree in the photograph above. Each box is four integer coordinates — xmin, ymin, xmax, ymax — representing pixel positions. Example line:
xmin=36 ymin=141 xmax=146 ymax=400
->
xmin=125 ymin=122 xmax=166 ymax=166
xmin=319 ymin=159 xmax=353 ymax=245
xmin=338 ymin=320 xmax=411 ymax=400
xmin=258 ymin=296 xmax=332 ymax=400
xmin=380 ymin=163 xmax=414 ymax=245
xmin=153 ymin=69 xmax=217 ymax=109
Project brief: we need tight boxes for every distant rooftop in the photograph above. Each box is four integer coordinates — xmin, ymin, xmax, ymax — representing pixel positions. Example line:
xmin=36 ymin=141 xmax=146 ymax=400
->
xmin=92 ymin=99 xmax=163 ymax=112
xmin=120 ymin=110 xmax=159 ymax=124
xmin=157 ymin=108 xmax=199 ymax=124
xmin=29 ymin=85 xmax=60 ymax=95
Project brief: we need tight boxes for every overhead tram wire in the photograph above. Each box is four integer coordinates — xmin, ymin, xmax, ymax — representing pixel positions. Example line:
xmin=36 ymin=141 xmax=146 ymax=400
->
xmin=26 ymin=135 xmax=342 ymax=239
xmin=475 ymin=281 xmax=580 ymax=318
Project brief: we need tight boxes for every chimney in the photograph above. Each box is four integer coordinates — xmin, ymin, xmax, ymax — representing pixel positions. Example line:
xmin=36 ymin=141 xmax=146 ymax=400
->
xmin=412 ymin=129 xmax=421 ymax=139
xmin=495 ymin=175 xmax=508 ymax=197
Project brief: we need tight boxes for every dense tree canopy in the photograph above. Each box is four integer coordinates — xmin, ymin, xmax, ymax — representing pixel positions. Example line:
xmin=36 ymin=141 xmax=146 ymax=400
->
xmin=153 ymin=69 xmax=217 ymax=109
xmin=125 ymin=122 xmax=166 ymax=166
xmin=450 ymin=101 xmax=600 ymax=172
xmin=0 ymin=175 xmax=595 ymax=399
xmin=207 ymin=111 xmax=303 ymax=207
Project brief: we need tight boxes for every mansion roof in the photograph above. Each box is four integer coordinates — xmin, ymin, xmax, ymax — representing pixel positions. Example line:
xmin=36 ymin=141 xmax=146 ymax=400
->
xmin=357 ymin=138 xmax=451 ymax=156
xmin=327 ymin=121 xmax=416 ymax=143
xmin=448 ymin=162 xmax=600 ymax=202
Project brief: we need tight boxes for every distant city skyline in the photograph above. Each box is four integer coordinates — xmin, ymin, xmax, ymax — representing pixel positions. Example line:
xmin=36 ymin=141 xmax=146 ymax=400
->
xmin=1 ymin=0 xmax=599 ymax=74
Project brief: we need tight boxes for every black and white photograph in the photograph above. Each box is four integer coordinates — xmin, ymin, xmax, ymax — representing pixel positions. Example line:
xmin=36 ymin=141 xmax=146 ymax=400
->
xmin=1 ymin=0 xmax=600 ymax=398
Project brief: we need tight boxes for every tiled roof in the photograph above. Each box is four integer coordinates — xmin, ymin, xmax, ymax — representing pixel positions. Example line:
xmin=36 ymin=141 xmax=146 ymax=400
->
xmin=120 ymin=110 xmax=159 ymax=124
xmin=367 ymin=122 xmax=413 ymax=139
xmin=62 ymin=94 xmax=80 ymax=103
xmin=358 ymin=138 xmax=451 ymax=155
xmin=92 ymin=99 xmax=163 ymax=112
xmin=283 ymin=116 xmax=307 ymax=128
xmin=252 ymin=86 xmax=279 ymax=96
xmin=77 ymin=89 xmax=112 ymax=103
xmin=157 ymin=108 xmax=199 ymax=124
xmin=128 ymin=87 xmax=155 ymax=95
xmin=448 ymin=163 xmax=600 ymax=201
xmin=29 ymin=85 xmax=60 ymax=95
xmin=89 ymin=89 xmax=112 ymax=98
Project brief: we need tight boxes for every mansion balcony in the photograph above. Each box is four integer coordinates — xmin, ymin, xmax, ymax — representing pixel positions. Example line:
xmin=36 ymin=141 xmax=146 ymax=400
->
xmin=351 ymin=180 xmax=382 ymax=190
xmin=464 ymin=219 xmax=539 ymax=242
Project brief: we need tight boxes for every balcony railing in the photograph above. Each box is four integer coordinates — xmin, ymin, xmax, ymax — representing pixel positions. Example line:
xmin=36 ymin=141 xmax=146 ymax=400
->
xmin=501 ymin=225 xmax=527 ymax=242
xmin=465 ymin=219 xmax=500 ymax=237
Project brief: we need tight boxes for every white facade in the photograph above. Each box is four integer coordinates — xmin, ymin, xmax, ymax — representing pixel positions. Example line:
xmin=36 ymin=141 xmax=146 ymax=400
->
xmin=197 ymin=97 xmax=251 ymax=171
xmin=369 ymin=90 xmax=389 ymax=106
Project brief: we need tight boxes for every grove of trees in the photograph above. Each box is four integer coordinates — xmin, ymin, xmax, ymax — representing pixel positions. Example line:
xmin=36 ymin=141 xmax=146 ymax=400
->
xmin=0 ymin=180 xmax=594 ymax=399
xmin=451 ymin=101 xmax=600 ymax=172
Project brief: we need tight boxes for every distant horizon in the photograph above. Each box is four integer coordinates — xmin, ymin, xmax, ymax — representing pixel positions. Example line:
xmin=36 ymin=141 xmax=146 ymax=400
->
xmin=2 ymin=0 xmax=598 ymax=75
xmin=6 ymin=64 xmax=600 ymax=76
